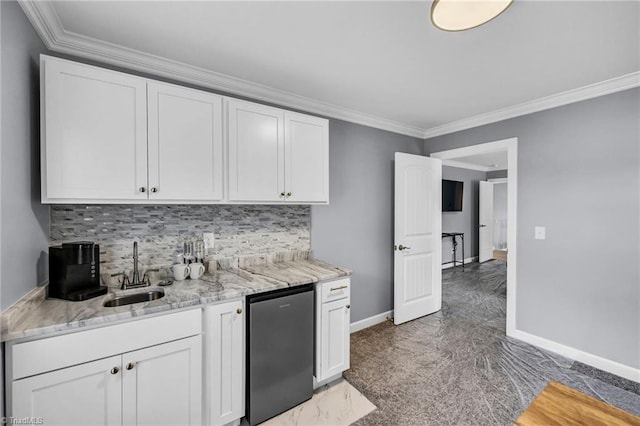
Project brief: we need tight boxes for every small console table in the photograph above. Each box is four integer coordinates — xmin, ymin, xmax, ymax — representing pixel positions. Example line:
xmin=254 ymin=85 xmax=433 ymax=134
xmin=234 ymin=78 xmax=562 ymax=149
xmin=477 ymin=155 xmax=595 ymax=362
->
xmin=442 ymin=232 xmax=464 ymax=269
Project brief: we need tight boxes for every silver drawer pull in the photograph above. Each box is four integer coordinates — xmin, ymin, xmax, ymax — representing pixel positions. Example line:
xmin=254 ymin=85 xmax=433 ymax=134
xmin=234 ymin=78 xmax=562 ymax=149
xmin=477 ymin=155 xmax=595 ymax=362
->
xmin=329 ymin=285 xmax=348 ymax=292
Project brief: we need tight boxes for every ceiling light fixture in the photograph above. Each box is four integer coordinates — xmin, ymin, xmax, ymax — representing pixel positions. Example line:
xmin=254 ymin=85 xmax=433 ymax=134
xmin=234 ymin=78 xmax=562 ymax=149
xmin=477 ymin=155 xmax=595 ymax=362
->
xmin=430 ymin=0 xmax=514 ymax=32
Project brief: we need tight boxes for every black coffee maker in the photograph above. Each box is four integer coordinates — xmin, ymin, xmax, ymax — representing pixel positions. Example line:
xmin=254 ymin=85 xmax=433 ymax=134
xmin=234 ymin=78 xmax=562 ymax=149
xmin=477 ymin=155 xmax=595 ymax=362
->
xmin=49 ymin=241 xmax=107 ymax=301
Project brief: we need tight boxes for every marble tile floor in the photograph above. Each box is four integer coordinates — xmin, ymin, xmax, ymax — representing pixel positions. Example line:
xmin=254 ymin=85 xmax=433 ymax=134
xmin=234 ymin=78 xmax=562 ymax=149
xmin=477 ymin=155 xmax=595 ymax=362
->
xmin=245 ymin=380 xmax=376 ymax=426
xmin=345 ymin=260 xmax=640 ymax=425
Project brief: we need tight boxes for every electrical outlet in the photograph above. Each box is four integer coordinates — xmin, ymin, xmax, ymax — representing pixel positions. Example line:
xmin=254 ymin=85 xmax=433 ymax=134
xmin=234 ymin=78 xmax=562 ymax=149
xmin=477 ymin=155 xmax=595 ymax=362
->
xmin=203 ymin=232 xmax=215 ymax=250
xmin=534 ymin=226 xmax=546 ymax=240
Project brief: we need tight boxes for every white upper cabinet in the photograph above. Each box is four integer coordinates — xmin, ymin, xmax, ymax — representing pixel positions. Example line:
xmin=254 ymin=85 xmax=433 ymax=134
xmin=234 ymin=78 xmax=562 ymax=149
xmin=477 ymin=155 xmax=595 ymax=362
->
xmin=42 ymin=56 xmax=148 ymax=202
xmin=41 ymin=55 xmax=329 ymax=204
xmin=227 ymin=99 xmax=285 ymax=202
xmin=284 ymin=112 xmax=329 ymax=203
xmin=147 ymin=82 xmax=224 ymax=201
xmin=228 ymin=100 xmax=329 ymax=203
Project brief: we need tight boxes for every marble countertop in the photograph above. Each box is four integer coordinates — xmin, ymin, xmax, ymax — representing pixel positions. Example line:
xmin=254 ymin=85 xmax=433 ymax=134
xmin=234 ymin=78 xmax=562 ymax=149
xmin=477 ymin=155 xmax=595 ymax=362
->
xmin=1 ymin=258 xmax=351 ymax=343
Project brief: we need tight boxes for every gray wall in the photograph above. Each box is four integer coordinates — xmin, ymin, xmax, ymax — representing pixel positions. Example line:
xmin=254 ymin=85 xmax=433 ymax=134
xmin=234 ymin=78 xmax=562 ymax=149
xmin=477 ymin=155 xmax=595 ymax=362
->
xmin=442 ymin=166 xmax=486 ymax=263
xmin=1 ymin=1 xmax=50 ymax=311
xmin=487 ymin=169 xmax=508 ymax=179
xmin=311 ymin=120 xmax=422 ymax=323
xmin=424 ymin=88 xmax=640 ymax=369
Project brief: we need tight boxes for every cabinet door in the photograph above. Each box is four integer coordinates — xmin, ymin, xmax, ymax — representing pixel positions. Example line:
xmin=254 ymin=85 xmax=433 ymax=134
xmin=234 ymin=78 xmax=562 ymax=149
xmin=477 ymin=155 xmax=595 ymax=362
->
xmin=148 ymin=82 xmax=224 ymax=201
xmin=284 ymin=112 xmax=329 ymax=203
xmin=319 ymin=299 xmax=351 ymax=382
xmin=12 ymin=355 xmax=122 ymax=426
xmin=122 ymin=336 xmax=202 ymax=426
xmin=42 ymin=56 xmax=148 ymax=202
xmin=227 ymin=99 xmax=285 ymax=202
xmin=207 ymin=300 xmax=245 ymax=426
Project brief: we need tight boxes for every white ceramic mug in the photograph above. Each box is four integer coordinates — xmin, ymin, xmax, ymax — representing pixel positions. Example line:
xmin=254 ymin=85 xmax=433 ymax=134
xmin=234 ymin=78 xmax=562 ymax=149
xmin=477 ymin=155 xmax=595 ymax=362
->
xmin=172 ymin=264 xmax=191 ymax=281
xmin=189 ymin=262 xmax=205 ymax=280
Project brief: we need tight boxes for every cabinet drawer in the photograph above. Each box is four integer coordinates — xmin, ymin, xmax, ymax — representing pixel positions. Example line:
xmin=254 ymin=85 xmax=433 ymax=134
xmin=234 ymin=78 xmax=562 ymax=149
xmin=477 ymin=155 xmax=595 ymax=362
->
xmin=319 ymin=278 xmax=350 ymax=304
xmin=10 ymin=309 xmax=202 ymax=380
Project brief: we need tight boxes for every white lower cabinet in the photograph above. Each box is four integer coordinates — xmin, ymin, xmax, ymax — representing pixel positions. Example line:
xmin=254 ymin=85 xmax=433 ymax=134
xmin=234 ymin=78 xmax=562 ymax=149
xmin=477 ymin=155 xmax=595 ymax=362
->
xmin=206 ymin=299 xmax=245 ymax=426
xmin=13 ymin=355 xmax=123 ymax=426
xmin=122 ymin=336 xmax=202 ymax=426
xmin=315 ymin=278 xmax=351 ymax=384
xmin=8 ymin=309 xmax=202 ymax=426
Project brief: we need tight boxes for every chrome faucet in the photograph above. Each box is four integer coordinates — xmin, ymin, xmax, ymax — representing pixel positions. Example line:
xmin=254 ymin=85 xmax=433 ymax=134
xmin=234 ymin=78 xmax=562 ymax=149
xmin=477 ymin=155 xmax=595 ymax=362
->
xmin=111 ymin=242 xmax=159 ymax=290
xmin=132 ymin=241 xmax=141 ymax=286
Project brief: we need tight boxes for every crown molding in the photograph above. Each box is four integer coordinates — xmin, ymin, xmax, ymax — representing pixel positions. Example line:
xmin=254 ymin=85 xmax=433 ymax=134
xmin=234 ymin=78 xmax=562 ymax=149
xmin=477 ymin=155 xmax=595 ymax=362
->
xmin=17 ymin=0 xmax=426 ymax=139
xmin=423 ymin=71 xmax=640 ymax=139
xmin=19 ymin=1 xmax=640 ymax=142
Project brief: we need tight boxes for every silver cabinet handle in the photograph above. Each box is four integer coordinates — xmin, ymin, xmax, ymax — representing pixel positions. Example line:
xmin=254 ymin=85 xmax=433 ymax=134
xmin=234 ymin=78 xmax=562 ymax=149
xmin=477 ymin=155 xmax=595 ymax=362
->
xmin=346 ymin=304 xmax=351 ymax=309
xmin=329 ymin=285 xmax=348 ymax=291
xmin=286 ymin=192 xmax=292 ymax=197
xmin=110 ymin=367 xmax=120 ymax=375
xmin=280 ymin=192 xmax=285 ymax=197
xmin=139 ymin=187 xmax=146 ymax=193
xmin=126 ymin=362 xmax=135 ymax=370
xmin=237 ymin=308 xmax=243 ymax=314
xmin=150 ymin=187 xmax=158 ymax=193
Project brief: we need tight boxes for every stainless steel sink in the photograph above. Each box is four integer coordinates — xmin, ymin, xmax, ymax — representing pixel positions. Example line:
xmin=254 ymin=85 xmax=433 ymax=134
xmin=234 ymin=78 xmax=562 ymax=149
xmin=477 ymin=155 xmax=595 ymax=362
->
xmin=103 ymin=290 xmax=165 ymax=307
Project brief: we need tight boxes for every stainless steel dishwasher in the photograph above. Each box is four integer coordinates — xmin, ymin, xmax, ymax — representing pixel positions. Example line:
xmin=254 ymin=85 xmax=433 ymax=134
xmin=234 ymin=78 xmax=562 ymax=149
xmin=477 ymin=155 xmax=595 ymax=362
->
xmin=246 ymin=283 xmax=314 ymax=425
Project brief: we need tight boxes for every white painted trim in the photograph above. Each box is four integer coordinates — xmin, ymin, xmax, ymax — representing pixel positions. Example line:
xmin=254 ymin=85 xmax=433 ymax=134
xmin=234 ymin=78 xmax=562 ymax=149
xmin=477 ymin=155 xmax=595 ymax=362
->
xmin=441 ymin=159 xmax=492 ymax=172
xmin=487 ymin=178 xmax=508 ymax=184
xmin=441 ymin=257 xmax=478 ymax=269
xmin=18 ymin=1 xmax=640 ymax=141
xmin=17 ymin=1 xmax=425 ymax=139
xmin=431 ymin=138 xmax=516 ymax=160
xmin=423 ymin=72 xmax=640 ymax=139
xmin=350 ymin=310 xmax=392 ymax=333
xmin=431 ymin=137 xmax=518 ymax=336
xmin=511 ymin=329 xmax=640 ymax=384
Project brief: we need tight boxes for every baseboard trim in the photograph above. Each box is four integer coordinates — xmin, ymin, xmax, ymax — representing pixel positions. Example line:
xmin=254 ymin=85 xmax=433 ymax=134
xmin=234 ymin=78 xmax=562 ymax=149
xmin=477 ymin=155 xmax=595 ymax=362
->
xmin=510 ymin=329 xmax=640 ymax=384
xmin=350 ymin=310 xmax=393 ymax=333
xmin=442 ymin=257 xmax=478 ymax=269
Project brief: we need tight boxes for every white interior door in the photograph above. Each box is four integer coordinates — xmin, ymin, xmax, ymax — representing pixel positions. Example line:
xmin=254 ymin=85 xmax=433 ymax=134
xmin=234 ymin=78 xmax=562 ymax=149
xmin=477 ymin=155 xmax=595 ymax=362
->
xmin=479 ymin=181 xmax=494 ymax=263
xmin=394 ymin=153 xmax=442 ymax=325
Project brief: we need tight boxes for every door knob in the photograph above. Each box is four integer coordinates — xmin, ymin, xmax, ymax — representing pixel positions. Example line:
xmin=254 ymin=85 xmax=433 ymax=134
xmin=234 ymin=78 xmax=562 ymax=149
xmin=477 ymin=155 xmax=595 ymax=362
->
xmin=479 ymin=224 xmax=487 ymax=228
xmin=126 ymin=362 xmax=135 ymax=370
xmin=398 ymin=244 xmax=411 ymax=251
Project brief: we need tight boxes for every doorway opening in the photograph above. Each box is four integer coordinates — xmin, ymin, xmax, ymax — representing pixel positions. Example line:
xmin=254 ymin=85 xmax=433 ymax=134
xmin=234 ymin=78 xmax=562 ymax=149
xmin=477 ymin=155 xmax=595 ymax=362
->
xmin=430 ymin=138 xmax=517 ymax=336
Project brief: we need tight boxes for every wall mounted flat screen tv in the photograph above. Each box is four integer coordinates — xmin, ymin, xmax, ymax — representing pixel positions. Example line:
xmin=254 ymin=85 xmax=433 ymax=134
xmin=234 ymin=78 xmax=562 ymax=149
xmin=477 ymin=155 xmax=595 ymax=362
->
xmin=442 ymin=180 xmax=463 ymax=212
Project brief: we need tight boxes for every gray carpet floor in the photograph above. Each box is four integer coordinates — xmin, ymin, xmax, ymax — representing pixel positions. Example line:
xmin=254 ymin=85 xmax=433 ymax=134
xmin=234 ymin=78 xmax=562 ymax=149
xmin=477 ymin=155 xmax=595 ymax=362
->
xmin=345 ymin=260 xmax=640 ymax=425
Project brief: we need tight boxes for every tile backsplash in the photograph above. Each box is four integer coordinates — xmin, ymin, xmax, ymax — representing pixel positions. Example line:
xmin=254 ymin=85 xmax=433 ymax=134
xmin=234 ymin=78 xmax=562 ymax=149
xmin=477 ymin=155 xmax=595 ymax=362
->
xmin=50 ymin=204 xmax=311 ymax=275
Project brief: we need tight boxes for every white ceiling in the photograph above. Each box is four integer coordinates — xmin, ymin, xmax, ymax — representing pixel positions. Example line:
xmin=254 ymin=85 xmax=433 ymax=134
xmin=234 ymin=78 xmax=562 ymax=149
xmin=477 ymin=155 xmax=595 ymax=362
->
xmin=23 ymin=1 xmax=640 ymax=138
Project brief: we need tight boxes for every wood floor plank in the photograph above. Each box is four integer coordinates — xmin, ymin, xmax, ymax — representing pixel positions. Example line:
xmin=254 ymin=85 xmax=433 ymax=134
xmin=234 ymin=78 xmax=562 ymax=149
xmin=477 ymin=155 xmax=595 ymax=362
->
xmin=515 ymin=381 xmax=640 ymax=426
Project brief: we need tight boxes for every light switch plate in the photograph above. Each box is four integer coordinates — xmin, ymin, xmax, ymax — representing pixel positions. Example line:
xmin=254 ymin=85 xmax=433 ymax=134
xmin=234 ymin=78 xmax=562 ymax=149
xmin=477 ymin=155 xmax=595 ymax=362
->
xmin=203 ymin=232 xmax=215 ymax=249
xmin=535 ymin=226 xmax=546 ymax=240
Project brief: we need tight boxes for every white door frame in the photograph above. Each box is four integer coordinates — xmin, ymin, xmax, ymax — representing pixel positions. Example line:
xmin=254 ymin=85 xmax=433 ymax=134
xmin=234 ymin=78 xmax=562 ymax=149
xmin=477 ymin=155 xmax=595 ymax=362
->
xmin=430 ymin=137 xmax=517 ymax=337
xmin=478 ymin=181 xmax=495 ymax=263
